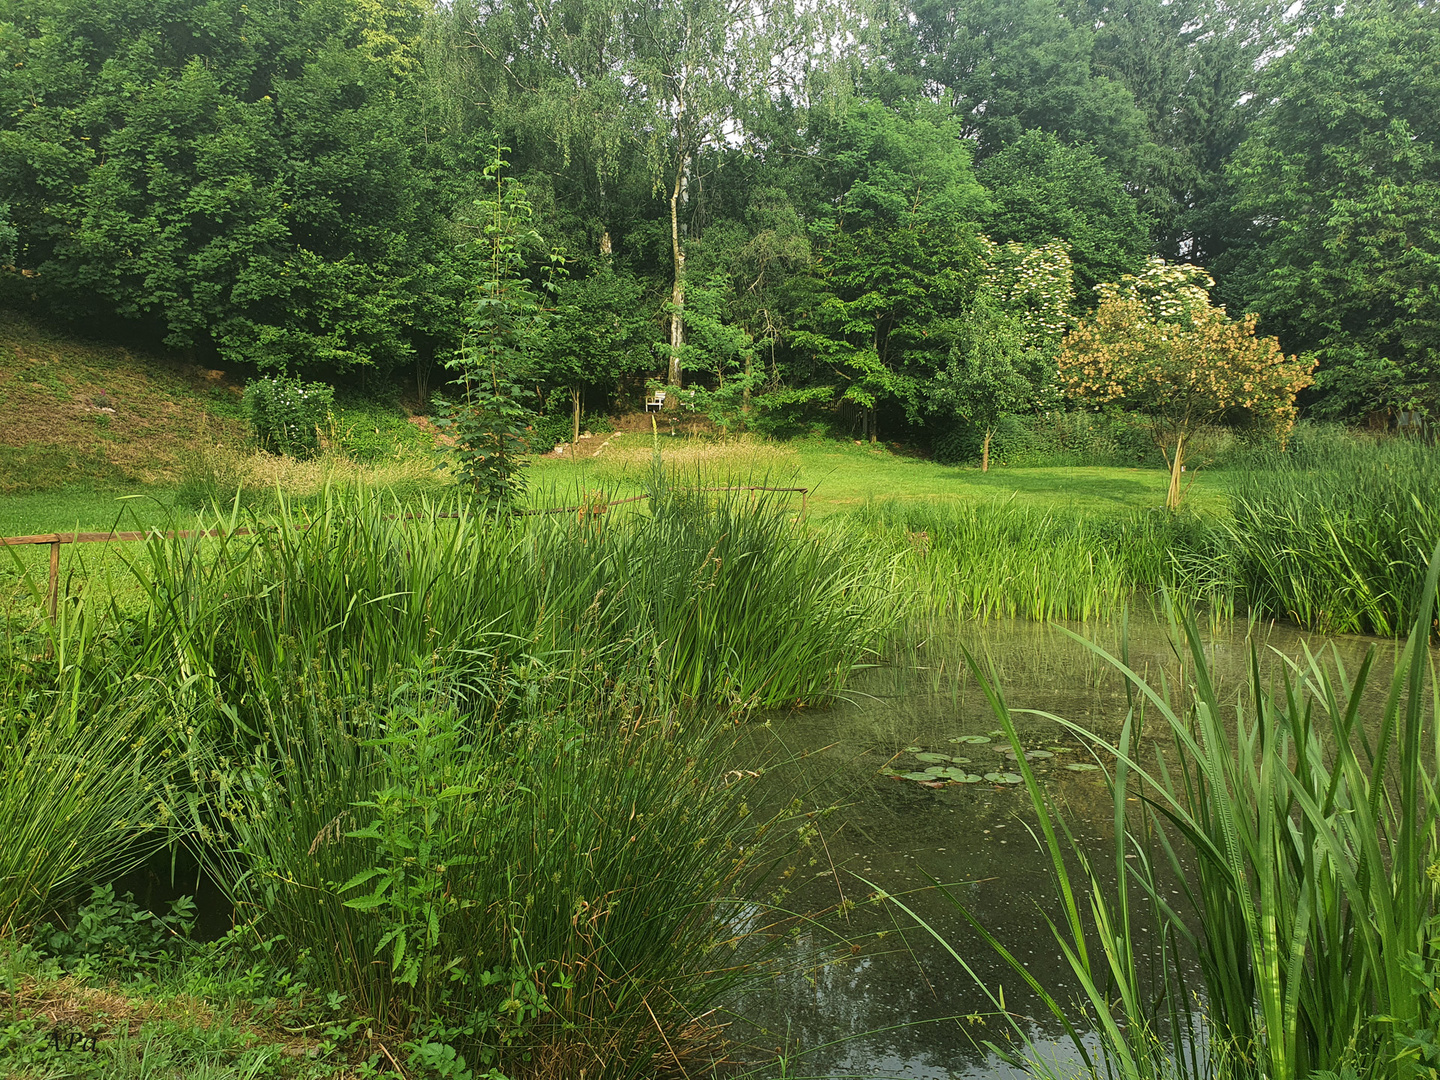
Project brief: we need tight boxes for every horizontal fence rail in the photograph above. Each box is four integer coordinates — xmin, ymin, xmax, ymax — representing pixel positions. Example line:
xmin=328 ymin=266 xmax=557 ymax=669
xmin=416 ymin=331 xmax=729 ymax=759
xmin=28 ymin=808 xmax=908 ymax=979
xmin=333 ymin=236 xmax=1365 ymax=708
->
xmin=0 ymin=486 xmax=809 ymax=622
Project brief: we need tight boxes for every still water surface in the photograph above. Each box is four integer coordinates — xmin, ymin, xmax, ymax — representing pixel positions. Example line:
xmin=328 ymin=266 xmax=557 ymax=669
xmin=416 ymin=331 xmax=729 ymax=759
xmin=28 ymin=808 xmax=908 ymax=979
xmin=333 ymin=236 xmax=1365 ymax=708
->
xmin=727 ymin=613 xmax=1397 ymax=1079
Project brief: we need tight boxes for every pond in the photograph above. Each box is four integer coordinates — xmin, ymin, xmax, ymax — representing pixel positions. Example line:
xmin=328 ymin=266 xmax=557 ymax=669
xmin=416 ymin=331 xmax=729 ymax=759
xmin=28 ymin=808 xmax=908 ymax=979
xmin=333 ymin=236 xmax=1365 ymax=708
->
xmin=726 ymin=612 xmax=1398 ymax=1079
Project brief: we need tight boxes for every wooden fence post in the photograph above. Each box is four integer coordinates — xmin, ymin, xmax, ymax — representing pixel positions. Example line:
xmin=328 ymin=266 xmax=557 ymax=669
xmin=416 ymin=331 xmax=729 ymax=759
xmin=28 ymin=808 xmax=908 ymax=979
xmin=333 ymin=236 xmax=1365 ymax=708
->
xmin=47 ymin=540 xmax=60 ymax=623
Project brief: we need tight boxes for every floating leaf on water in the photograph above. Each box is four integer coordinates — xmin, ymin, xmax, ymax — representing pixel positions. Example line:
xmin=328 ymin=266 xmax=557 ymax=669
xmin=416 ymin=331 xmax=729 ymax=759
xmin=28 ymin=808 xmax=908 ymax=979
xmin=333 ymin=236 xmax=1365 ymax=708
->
xmin=923 ymin=765 xmax=948 ymax=776
xmin=951 ymin=756 xmax=970 ymax=764
xmin=904 ymin=746 xmax=923 ymax=754
xmin=942 ymin=768 xmax=981 ymax=783
xmin=1065 ymin=763 xmax=1101 ymax=772
xmin=1026 ymin=750 xmax=1055 ymax=760
xmin=984 ymin=771 xmax=1023 ymax=784
xmin=914 ymin=752 xmax=952 ymax=764
xmin=949 ymin=735 xmax=991 ymax=744
xmin=902 ymin=772 xmax=934 ymax=781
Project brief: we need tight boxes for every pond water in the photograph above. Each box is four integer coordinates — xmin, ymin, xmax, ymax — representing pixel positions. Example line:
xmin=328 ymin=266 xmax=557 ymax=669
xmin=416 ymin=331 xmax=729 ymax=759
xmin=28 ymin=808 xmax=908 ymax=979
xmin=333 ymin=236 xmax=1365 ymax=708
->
xmin=725 ymin=612 xmax=1399 ymax=1079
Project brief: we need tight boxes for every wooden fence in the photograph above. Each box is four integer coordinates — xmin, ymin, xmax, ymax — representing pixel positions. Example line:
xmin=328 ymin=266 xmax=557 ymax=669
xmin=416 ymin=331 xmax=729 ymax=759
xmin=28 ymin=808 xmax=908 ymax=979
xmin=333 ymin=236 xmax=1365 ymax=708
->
xmin=0 ymin=486 xmax=809 ymax=623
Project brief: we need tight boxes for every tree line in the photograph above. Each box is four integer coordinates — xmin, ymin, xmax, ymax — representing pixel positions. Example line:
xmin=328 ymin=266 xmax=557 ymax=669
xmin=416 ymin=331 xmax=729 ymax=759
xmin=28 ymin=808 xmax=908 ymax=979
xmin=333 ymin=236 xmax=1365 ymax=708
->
xmin=0 ymin=0 xmax=1436 ymax=443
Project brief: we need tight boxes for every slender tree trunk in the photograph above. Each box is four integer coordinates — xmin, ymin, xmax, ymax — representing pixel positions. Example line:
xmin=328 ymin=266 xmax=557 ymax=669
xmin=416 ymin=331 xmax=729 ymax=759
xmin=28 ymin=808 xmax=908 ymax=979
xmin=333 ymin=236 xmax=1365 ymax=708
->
xmin=668 ymin=163 xmax=685 ymax=389
xmin=571 ymin=386 xmax=581 ymax=456
xmin=1166 ymin=432 xmax=1186 ymax=510
xmin=982 ymin=427 xmax=993 ymax=472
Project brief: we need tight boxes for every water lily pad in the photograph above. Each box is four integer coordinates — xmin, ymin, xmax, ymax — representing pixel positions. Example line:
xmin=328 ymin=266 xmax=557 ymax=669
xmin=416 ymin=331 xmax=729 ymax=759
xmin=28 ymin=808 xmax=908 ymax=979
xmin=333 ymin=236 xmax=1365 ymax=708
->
xmin=984 ymin=771 xmax=1024 ymax=784
xmin=923 ymin=765 xmax=948 ymax=776
xmin=942 ymin=767 xmax=981 ymax=783
xmin=902 ymin=771 xmax=934 ymax=781
xmin=914 ymin=752 xmax=952 ymax=764
xmin=1065 ymin=763 xmax=1101 ymax=772
xmin=1026 ymin=750 xmax=1055 ymax=760
xmin=948 ymin=735 xmax=991 ymax=744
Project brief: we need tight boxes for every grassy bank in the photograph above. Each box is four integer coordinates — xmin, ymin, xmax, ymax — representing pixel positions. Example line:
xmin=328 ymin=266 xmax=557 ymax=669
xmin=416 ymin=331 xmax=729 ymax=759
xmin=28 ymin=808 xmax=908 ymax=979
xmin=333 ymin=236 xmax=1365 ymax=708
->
xmin=1 ymin=486 xmax=895 ymax=1077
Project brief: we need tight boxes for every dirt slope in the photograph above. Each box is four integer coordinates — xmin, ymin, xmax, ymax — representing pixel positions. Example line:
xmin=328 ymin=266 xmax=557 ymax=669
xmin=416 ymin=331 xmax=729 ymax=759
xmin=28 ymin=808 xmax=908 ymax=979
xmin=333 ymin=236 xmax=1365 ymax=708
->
xmin=0 ymin=312 xmax=246 ymax=493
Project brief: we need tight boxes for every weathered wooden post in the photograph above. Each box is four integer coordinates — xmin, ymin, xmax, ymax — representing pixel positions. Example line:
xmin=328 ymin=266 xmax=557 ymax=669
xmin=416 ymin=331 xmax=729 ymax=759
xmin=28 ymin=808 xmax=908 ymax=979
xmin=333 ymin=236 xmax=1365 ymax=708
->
xmin=47 ymin=539 xmax=60 ymax=623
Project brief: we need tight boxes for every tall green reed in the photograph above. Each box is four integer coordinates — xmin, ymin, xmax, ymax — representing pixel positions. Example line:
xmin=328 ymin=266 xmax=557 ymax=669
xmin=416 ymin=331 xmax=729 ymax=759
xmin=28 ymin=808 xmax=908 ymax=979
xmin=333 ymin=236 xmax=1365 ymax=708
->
xmin=907 ymin=557 xmax=1440 ymax=1080
xmin=1227 ymin=437 xmax=1440 ymax=635
xmin=0 ymin=610 xmax=188 ymax=936
xmin=116 ymin=483 xmax=896 ymax=737
xmin=856 ymin=501 xmax=1232 ymax=624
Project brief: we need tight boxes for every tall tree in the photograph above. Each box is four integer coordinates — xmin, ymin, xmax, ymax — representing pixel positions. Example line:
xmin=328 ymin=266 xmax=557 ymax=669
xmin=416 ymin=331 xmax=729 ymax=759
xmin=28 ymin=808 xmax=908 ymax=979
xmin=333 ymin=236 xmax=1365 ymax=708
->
xmin=451 ymin=0 xmax=828 ymax=391
xmin=884 ymin=0 xmax=1151 ymax=172
xmin=0 ymin=0 xmax=447 ymax=376
xmin=977 ymin=130 xmax=1147 ymax=301
xmin=793 ymin=100 xmax=989 ymax=441
xmin=1225 ymin=0 xmax=1440 ymax=418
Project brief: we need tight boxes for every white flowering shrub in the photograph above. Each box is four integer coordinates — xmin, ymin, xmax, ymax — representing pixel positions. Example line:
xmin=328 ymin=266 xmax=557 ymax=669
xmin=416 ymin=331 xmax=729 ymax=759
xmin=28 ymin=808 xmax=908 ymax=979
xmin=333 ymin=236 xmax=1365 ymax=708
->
xmin=244 ymin=375 xmax=334 ymax=458
xmin=979 ymin=237 xmax=1076 ymax=351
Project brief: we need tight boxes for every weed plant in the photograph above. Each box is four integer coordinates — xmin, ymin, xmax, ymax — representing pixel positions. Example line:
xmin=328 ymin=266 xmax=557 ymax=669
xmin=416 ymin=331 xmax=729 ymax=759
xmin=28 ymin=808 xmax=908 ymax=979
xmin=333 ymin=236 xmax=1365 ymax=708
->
xmin=911 ymin=557 xmax=1440 ymax=1080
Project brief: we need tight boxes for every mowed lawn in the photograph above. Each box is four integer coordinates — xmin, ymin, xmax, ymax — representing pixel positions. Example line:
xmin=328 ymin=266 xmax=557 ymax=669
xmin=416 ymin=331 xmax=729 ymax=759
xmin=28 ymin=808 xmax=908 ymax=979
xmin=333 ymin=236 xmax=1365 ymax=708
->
xmin=1 ymin=438 xmax=1226 ymax=619
xmin=527 ymin=435 xmax=1228 ymax=518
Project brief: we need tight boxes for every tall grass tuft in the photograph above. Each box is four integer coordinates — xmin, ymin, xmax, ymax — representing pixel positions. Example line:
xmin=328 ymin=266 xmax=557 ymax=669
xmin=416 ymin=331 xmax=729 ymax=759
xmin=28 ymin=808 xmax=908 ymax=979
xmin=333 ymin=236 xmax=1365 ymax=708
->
xmin=0 ymin=614 xmax=184 ymax=937
xmin=1227 ymin=436 xmax=1440 ymax=635
xmin=902 ymin=552 xmax=1440 ymax=1080
xmin=858 ymin=501 xmax=1233 ymax=624
xmin=117 ymin=483 xmax=895 ymax=734
xmin=197 ymin=677 xmax=788 ymax=1076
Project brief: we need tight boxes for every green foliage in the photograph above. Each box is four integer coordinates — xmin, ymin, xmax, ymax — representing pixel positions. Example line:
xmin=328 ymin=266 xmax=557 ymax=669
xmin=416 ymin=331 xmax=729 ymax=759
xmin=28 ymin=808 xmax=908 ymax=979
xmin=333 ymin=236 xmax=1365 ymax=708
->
xmin=1227 ymin=0 xmax=1440 ymax=418
xmin=796 ymin=100 xmax=989 ymax=437
xmin=932 ymin=408 xmax=1156 ymax=467
xmin=891 ymin=0 xmax=1152 ymax=169
xmin=0 ymin=0 xmax=449 ymax=375
xmin=977 ymin=131 xmax=1147 ymax=299
xmin=243 ymin=376 xmax=335 ymax=459
xmin=36 ymin=886 xmax=195 ymax=980
xmin=438 ymin=148 xmax=558 ymax=507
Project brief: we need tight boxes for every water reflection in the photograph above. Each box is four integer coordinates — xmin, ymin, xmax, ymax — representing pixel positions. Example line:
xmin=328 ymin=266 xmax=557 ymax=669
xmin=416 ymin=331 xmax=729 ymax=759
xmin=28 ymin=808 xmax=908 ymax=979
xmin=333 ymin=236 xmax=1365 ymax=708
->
xmin=726 ymin=613 xmax=1395 ymax=1078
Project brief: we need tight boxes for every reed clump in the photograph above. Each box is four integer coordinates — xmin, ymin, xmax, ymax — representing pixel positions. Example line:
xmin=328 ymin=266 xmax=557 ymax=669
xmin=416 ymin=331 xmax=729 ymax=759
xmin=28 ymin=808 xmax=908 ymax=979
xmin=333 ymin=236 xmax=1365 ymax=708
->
xmin=1226 ymin=437 xmax=1440 ymax=635
xmin=856 ymin=501 xmax=1231 ymax=623
xmin=0 ymin=484 xmax=890 ymax=1076
xmin=925 ymin=555 xmax=1440 ymax=1080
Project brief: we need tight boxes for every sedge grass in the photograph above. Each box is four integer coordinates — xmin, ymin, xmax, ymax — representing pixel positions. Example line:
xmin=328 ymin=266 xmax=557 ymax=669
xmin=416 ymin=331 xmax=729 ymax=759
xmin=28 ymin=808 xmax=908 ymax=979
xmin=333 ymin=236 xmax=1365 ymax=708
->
xmin=0 ymin=614 xmax=184 ymax=937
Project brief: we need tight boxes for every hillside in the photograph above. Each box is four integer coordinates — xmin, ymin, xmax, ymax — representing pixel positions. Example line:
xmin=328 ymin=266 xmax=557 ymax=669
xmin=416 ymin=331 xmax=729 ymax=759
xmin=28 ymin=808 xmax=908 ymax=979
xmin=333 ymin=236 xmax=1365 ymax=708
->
xmin=0 ymin=311 xmax=247 ymax=495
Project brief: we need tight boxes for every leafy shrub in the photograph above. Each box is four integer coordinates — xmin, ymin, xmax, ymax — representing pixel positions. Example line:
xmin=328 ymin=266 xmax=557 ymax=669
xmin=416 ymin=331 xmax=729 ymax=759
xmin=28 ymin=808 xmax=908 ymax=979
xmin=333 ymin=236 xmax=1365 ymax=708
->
xmin=933 ymin=408 xmax=1155 ymax=467
xmin=243 ymin=376 xmax=334 ymax=458
xmin=36 ymin=885 xmax=195 ymax=978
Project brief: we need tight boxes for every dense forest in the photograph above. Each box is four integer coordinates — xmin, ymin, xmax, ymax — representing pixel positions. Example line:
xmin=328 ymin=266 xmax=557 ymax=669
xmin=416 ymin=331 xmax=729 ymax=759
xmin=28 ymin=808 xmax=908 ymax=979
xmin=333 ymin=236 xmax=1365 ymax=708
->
xmin=0 ymin=0 xmax=1436 ymax=445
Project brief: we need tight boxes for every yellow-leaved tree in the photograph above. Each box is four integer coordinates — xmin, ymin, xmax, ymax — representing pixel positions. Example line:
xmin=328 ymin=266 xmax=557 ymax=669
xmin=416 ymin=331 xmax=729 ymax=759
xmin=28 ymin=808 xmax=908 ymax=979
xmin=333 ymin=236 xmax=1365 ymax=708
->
xmin=1059 ymin=259 xmax=1315 ymax=508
